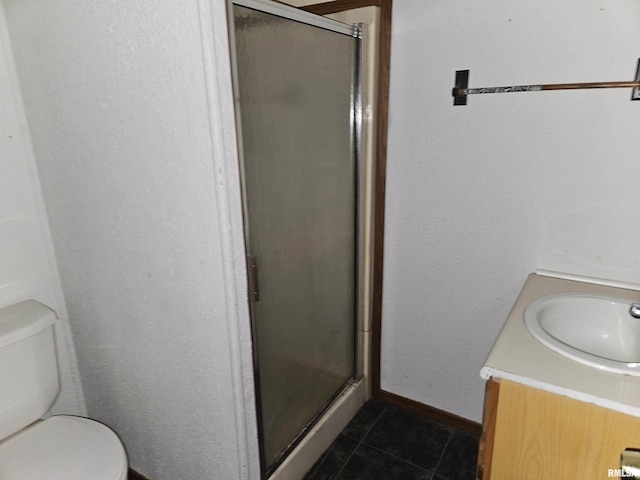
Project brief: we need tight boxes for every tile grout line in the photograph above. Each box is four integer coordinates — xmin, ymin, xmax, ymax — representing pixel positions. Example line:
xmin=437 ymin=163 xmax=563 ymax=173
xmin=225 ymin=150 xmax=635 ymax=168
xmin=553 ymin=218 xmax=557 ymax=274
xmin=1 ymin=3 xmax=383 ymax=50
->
xmin=329 ymin=441 xmax=359 ymax=480
xmin=330 ymin=403 xmax=388 ymax=480
xmin=320 ymin=402 xmax=468 ymax=480
xmin=358 ymin=442 xmax=435 ymax=477
xmin=354 ymin=404 xmax=438 ymax=477
xmin=306 ymin=447 xmax=332 ymax=478
xmin=358 ymin=404 xmax=453 ymax=479
xmin=428 ymin=429 xmax=454 ymax=480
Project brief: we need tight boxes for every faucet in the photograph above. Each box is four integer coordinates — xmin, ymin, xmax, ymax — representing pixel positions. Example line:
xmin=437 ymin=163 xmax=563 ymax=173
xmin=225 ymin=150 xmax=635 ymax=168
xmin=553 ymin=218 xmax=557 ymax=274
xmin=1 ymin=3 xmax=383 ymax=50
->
xmin=630 ymin=303 xmax=640 ymax=318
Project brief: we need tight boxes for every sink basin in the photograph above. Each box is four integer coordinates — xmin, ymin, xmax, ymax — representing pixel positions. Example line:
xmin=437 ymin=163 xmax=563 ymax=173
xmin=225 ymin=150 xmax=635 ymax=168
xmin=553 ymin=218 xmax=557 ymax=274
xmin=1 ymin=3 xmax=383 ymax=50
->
xmin=524 ymin=293 xmax=640 ymax=375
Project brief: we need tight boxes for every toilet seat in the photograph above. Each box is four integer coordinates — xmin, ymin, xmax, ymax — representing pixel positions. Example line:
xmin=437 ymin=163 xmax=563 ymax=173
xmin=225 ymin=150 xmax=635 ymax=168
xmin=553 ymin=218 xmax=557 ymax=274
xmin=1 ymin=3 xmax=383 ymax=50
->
xmin=0 ymin=415 xmax=128 ymax=480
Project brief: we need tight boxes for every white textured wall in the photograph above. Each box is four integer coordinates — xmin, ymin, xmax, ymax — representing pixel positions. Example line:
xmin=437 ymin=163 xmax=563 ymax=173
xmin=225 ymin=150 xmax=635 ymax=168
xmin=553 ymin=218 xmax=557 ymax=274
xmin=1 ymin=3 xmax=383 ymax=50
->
xmin=383 ymin=0 xmax=640 ymax=422
xmin=4 ymin=0 xmax=258 ymax=478
xmin=0 ymin=6 xmax=85 ymax=417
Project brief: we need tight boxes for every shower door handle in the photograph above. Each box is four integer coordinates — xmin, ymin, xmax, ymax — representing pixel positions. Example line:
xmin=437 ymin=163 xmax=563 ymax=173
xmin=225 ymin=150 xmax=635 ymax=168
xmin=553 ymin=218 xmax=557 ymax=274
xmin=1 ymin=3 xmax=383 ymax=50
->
xmin=247 ymin=255 xmax=260 ymax=303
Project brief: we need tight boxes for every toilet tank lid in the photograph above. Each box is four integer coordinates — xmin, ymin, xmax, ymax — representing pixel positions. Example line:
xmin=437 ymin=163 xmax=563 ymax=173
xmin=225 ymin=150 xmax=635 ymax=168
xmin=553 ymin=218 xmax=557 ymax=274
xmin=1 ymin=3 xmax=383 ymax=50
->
xmin=0 ymin=300 xmax=57 ymax=348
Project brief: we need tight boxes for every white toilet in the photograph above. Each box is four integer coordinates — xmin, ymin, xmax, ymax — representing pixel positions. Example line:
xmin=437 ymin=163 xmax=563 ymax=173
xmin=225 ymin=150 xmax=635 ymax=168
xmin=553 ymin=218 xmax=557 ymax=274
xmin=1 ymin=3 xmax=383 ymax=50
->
xmin=0 ymin=300 xmax=128 ymax=479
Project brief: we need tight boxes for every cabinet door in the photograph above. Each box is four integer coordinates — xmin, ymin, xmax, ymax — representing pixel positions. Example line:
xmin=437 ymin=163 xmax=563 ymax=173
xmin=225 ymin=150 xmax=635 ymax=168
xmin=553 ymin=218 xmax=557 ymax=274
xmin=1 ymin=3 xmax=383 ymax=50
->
xmin=489 ymin=379 xmax=640 ymax=479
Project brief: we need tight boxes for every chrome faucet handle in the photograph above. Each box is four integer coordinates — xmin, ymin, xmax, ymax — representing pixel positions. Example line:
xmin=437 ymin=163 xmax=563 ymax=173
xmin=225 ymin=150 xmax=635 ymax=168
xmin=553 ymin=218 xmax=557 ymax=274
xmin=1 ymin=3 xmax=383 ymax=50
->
xmin=630 ymin=303 xmax=640 ymax=319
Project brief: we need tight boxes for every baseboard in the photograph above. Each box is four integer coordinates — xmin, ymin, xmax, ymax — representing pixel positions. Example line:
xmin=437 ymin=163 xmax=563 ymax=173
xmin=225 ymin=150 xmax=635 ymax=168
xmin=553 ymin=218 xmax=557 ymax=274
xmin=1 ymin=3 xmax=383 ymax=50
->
xmin=375 ymin=389 xmax=482 ymax=436
xmin=128 ymin=468 xmax=150 ymax=480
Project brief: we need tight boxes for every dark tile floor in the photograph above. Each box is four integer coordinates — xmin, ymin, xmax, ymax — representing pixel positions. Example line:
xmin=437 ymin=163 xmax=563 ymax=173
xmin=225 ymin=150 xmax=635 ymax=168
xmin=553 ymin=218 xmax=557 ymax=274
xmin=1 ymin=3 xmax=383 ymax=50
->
xmin=303 ymin=401 xmax=479 ymax=480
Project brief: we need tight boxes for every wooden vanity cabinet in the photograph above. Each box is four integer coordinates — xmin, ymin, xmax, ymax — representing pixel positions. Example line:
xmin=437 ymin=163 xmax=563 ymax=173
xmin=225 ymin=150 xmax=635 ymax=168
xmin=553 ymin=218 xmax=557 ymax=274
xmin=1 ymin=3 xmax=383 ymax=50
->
xmin=476 ymin=378 xmax=640 ymax=479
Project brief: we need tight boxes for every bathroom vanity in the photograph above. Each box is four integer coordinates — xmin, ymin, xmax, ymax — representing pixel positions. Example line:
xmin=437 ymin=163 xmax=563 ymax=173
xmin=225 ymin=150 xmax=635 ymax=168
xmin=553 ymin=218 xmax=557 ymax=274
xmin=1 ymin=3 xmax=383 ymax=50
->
xmin=478 ymin=273 xmax=640 ymax=480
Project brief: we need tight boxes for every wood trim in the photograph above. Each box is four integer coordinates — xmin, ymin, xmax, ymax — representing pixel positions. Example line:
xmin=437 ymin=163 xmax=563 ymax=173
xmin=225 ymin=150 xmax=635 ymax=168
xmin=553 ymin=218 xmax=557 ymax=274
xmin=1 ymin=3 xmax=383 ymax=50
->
xmin=128 ymin=469 xmax=151 ymax=480
xmin=301 ymin=0 xmax=382 ymax=15
xmin=476 ymin=379 xmax=499 ymax=480
xmin=377 ymin=389 xmax=482 ymax=436
xmin=370 ymin=0 xmax=392 ymax=400
xmin=300 ymin=0 xmax=393 ymax=403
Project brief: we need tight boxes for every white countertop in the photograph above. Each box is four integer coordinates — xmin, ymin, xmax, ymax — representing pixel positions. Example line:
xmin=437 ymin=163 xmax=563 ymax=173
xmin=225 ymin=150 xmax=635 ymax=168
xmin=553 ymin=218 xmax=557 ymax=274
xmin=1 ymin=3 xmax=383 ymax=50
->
xmin=481 ymin=273 xmax=640 ymax=417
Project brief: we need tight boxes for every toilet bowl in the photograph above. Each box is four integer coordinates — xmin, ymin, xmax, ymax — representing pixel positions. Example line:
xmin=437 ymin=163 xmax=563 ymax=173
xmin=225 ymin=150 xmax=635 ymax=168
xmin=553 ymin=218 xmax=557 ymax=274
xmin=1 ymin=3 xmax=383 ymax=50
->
xmin=0 ymin=416 xmax=128 ymax=479
xmin=0 ymin=300 xmax=128 ymax=480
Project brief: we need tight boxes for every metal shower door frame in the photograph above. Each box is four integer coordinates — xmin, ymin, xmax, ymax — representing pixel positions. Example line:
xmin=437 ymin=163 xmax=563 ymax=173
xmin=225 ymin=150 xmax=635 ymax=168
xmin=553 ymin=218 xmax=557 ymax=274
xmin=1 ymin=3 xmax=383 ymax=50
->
xmin=227 ymin=0 xmax=367 ymax=475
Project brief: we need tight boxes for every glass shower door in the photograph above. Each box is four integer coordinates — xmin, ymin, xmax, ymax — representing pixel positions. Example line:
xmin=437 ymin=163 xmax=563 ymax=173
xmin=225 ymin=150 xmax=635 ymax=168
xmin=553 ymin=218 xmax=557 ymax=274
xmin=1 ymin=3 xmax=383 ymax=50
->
xmin=232 ymin=1 xmax=360 ymax=473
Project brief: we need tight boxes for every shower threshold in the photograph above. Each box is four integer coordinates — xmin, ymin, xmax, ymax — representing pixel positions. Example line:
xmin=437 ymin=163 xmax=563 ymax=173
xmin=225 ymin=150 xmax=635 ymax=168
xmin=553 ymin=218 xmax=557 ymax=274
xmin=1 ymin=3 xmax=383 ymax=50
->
xmin=267 ymin=377 xmax=367 ymax=480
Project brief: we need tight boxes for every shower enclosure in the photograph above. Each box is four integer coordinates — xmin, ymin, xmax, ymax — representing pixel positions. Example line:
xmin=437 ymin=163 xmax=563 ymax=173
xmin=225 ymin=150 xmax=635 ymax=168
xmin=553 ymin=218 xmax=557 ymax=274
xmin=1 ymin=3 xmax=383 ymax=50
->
xmin=229 ymin=0 xmax=365 ymax=474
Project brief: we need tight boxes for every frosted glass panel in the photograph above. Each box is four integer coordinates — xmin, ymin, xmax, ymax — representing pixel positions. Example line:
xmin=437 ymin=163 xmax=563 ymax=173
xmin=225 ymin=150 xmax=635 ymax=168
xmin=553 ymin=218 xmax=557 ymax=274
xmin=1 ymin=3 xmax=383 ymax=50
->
xmin=233 ymin=5 xmax=357 ymax=469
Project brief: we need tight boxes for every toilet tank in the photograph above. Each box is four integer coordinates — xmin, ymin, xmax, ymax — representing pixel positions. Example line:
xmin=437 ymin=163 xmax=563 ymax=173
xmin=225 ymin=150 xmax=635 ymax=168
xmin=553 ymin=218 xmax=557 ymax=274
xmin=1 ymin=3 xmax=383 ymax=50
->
xmin=0 ymin=300 xmax=60 ymax=440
